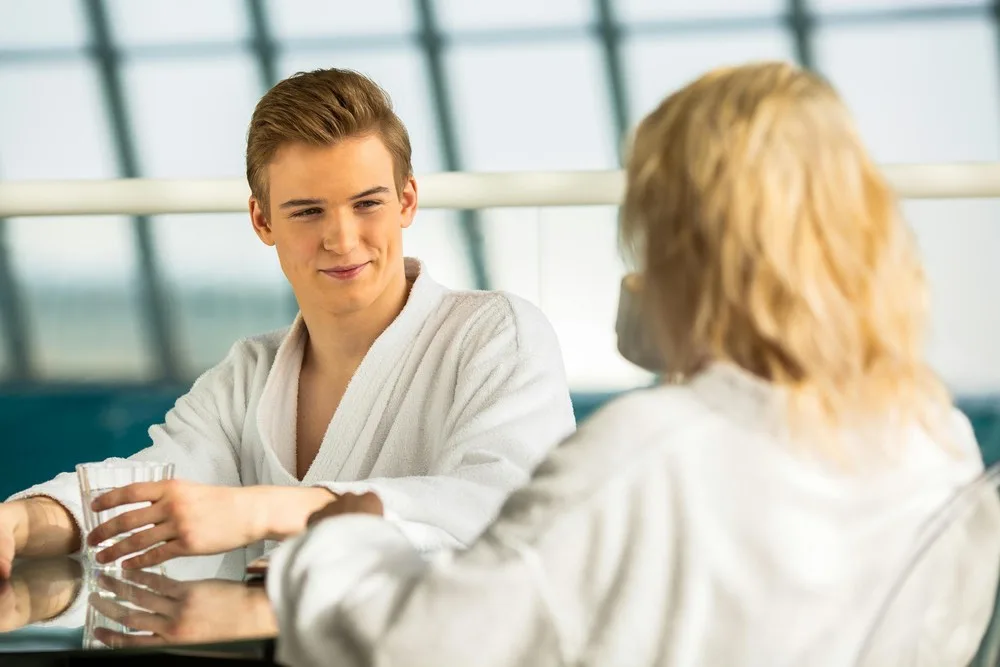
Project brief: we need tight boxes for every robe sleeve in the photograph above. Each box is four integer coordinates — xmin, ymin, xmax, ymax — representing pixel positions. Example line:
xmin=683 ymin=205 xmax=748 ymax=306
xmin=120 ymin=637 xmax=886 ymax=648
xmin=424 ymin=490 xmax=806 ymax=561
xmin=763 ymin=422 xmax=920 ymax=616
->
xmin=267 ymin=516 xmax=564 ymax=667
xmin=6 ymin=342 xmax=252 ymax=546
xmin=313 ymin=296 xmax=577 ymax=552
xmin=267 ymin=397 xmax=675 ymax=667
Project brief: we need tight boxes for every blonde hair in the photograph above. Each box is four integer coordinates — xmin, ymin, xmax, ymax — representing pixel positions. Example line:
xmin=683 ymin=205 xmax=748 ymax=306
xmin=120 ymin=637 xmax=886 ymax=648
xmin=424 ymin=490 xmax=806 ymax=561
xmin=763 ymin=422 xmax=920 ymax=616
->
xmin=621 ymin=61 xmax=950 ymax=457
xmin=246 ymin=68 xmax=412 ymax=216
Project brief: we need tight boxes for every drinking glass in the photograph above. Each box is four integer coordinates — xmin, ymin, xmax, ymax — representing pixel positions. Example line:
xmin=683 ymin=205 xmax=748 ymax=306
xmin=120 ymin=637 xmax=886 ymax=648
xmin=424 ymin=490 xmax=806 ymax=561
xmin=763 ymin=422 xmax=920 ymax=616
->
xmin=76 ymin=461 xmax=175 ymax=569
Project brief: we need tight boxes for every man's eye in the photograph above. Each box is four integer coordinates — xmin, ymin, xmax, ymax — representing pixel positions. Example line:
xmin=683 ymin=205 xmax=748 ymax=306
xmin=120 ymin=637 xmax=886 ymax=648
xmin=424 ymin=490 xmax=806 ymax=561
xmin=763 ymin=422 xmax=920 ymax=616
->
xmin=291 ymin=208 xmax=322 ymax=218
xmin=356 ymin=200 xmax=383 ymax=211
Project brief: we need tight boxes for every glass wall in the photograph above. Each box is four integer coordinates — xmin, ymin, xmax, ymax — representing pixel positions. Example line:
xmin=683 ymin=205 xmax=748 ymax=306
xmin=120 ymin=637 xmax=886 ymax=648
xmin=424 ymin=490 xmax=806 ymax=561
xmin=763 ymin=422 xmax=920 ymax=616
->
xmin=0 ymin=0 xmax=997 ymax=397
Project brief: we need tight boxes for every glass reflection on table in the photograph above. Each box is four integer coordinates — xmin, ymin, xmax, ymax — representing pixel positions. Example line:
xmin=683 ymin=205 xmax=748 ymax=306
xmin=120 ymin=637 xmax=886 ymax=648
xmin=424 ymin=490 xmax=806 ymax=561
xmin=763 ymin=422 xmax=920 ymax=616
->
xmin=0 ymin=547 xmax=276 ymax=654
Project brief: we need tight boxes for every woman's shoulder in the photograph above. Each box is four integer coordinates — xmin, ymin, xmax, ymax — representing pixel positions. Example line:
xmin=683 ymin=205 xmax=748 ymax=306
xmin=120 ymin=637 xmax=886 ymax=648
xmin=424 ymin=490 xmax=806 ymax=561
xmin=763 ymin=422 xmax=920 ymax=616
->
xmin=523 ymin=385 xmax=705 ymax=500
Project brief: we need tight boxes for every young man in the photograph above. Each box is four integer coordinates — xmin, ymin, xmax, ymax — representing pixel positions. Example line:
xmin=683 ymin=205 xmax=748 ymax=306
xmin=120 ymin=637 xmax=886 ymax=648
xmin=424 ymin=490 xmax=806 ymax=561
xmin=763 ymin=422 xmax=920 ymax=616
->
xmin=0 ymin=68 xmax=575 ymax=578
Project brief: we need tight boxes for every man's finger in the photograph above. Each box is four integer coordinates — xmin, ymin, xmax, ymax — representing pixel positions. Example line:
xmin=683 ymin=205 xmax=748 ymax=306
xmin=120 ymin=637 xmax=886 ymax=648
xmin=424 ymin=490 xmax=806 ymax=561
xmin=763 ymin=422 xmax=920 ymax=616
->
xmin=90 ymin=481 xmax=169 ymax=512
xmin=96 ymin=574 xmax=176 ymax=617
xmin=122 ymin=541 xmax=183 ymax=570
xmin=88 ymin=593 xmax=169 ymax=635
xmin=88 ymin=502 xmax=168 ymax=547
xmin=119 ymin=569 xmax=186 ymax=599
xmin=0 ymin=582 xmax=19 ymax=632
xmin=92 ymin=627 xmax=163 ymax=649
xmin=0 ymin=530 xmax=14 ymax=580
xmin=96 ymin=523 xmax=174 ymax=565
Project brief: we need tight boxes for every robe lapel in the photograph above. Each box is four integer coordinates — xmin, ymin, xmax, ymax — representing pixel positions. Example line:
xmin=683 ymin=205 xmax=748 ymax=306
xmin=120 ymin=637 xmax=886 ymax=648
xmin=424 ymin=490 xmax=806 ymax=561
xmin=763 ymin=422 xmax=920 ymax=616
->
xmin=301 ymin=259 xmax=447 ymax=484
xmin=255 ymin=316 xmax=309 ymax=482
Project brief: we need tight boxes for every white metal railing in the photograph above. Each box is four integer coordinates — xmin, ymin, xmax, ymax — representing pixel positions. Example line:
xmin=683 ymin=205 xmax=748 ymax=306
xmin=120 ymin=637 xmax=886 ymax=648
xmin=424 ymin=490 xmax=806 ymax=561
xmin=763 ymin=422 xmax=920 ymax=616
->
xmin=3 ymin=163 xmax=1000 ymax=217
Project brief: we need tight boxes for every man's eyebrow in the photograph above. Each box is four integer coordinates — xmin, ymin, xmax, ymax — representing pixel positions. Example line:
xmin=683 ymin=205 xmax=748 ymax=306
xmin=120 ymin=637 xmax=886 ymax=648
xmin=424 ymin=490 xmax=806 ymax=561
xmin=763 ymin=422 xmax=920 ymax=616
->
xmin=350 ymin=186 xmax=391 ymax=200
xmin=279 ymin=198 xmax=326 ymax=209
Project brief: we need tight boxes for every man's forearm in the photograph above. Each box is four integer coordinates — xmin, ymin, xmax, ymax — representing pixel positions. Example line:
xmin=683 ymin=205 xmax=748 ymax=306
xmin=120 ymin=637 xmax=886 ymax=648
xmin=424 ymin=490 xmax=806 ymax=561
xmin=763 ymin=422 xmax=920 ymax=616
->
xmin=245 ymin=486 xmax=337 ymax=542
xmin=4 ymin=497 xmax=81 ymax=557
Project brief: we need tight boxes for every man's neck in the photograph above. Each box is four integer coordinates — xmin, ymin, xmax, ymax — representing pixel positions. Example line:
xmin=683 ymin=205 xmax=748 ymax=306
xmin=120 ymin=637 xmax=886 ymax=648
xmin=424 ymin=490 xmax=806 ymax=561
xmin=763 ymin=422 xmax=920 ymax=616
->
xmin=301 ymin=267 xmax=412 ymax=376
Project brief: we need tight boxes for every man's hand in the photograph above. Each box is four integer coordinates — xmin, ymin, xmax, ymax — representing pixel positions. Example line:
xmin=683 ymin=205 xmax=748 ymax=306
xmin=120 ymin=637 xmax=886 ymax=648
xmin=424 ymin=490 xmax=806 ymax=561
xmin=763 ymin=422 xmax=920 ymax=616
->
xmin=87 ymin=481 xmax=336 ymax=569
xmin=0 ymin=519 xmax=16 ymax=580
xmin=307 ymin=492 xmax=384 ymax=527
xmin=86 ymin=480 xmax=259 ymax=569
xmin=0 ymin=558 xmax=82 ymax=631
xmin=89 ymin=570 xmax=276 ymax=648
xmin=0 ymin=499 xmax=79 ymax=579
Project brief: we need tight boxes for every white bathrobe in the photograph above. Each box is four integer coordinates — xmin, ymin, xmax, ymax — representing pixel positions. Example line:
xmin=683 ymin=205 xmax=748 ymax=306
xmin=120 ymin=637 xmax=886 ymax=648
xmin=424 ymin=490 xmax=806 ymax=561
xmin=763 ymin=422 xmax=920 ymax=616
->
xmin=9 ymin=259 xmax=576 ymax=554
xmin=267 ymin=362 xmax=991 ymax=667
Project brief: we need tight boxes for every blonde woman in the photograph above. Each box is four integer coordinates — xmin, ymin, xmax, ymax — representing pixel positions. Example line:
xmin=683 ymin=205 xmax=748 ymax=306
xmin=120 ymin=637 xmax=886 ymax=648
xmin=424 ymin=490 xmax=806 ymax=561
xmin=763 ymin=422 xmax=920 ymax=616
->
xmin=264 ymin=62 xmax=985 ymax=667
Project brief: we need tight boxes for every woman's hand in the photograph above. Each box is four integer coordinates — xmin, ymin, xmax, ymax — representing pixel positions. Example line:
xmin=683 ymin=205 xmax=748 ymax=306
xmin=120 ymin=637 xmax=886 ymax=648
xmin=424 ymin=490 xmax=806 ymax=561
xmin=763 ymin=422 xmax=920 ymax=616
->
xmin=86 ymin=480 xmax=260 ymax=569
xmin=307 ymin=491 xmax=384 ymax=527
xmin=89 ymin=569 xmax=276 ymax=648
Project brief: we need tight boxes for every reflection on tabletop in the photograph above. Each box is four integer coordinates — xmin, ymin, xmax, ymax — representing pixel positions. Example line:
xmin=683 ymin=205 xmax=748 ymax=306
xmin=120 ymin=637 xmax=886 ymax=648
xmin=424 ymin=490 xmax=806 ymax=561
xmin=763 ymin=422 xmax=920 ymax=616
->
xmin=85 ymin=569 xmax=276 ymax=649
xmin=0 ymin=558 xmax=83 ymax=633
xmin=0 ymin=548 xmax=277 ymax=651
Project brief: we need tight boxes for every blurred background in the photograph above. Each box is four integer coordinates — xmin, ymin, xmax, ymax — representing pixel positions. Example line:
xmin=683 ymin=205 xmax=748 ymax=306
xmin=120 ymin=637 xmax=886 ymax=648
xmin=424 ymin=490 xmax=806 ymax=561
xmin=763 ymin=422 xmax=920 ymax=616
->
xmin=2 ymin=0 xmax=1000 ymax=496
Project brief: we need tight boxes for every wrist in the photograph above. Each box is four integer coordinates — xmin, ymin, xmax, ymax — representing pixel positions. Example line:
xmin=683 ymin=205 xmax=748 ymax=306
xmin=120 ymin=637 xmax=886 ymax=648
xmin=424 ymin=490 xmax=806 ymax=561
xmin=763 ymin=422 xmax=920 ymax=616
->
xmin=1 ymin=501 xmax=29 ymax=552
xmin=247 ymin=486 xmax=336 ymax=542
xmin=3 ymin=497 xmax=79 ymax=557
xmin=240 ymin=487 xmax=273 ymax=545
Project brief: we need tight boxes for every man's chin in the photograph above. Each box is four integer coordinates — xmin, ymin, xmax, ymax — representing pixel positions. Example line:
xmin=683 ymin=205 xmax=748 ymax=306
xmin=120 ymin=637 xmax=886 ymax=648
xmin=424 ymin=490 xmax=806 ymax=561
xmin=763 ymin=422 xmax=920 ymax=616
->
xmin=310 ymin=287 xmax=375 ymax=317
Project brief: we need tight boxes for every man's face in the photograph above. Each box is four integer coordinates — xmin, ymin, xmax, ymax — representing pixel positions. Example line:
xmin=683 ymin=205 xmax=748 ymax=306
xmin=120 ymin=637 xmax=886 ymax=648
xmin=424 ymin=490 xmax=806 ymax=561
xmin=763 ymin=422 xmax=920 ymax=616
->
xmin=250 ymin=135 xmax=416 ymax=317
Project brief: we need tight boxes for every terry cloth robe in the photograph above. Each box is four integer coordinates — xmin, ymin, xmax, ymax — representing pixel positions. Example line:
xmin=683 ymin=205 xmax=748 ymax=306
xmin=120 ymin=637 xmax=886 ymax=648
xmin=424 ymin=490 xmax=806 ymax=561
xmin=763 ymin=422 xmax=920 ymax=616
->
xmin=266 ymin=362 xmax=993 ymax=667
xmin=9 ymin=258 xmax=577 ymax=554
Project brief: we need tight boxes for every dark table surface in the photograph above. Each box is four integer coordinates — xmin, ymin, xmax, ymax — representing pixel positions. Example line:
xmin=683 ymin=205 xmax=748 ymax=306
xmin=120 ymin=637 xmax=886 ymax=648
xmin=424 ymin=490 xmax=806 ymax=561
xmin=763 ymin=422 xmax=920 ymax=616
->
xmin=0 ymin=548 xmax=277 ymax=664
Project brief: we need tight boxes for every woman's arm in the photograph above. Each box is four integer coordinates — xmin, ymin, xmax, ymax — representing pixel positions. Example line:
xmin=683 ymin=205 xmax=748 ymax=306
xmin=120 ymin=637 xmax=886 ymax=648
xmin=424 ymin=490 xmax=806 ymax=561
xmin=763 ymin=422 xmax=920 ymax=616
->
xmin=268 ymin=393 xmax=677 ymax=667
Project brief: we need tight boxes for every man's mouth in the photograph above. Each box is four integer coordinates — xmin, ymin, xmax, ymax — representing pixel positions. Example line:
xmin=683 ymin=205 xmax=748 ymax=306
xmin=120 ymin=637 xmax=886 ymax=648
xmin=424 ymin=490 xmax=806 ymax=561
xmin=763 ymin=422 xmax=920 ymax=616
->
xmin=320 ymin=262 xmax=370 ymax=281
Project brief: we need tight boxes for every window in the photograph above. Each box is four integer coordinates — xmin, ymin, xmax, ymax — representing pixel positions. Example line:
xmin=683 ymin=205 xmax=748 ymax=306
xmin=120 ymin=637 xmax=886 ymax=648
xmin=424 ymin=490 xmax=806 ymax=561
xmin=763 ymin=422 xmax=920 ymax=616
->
xmin=541 ymin=207 xmax=652 ymax=390
xmin=815 ymin=18 xmax=998 ymax=163
xmin=0 ymin=61 xmax=149 ymax=380
xmin=435 ymin=0 xmax=593 ymax=31
xmin=816 ymin=17 xmax=1000 ymax=394
xmin=624 ymin=28 xmax=796 ymax=124
xmin=123 ymin=55 xmax=259 ymax=178
xmin=0 ymin=0 xmax=87 ymax=50
xmin=122 ymin=54 xmax=288 ymax=373
xmin=106 ymin=0 xmax=250 ymax=47
xmin=616 ymin=0 xmax=784 ymax=22
xmin=0 ymin=277 xmax=9 ymax=379
xmin=0 ymin=62 xmax=116 ymax=179
xmin=447 ymin=41 xmax=616 ymax=171
xmin=809 ymin=0 xmax=984 ymax=14
xmin=266 ymin=0 xmax=415 ymax=39
xmin=5 ymin=216 xmax=151 ymax=381
xmin=444 ymin=40 xmax=627 ymax=386
xmin=151 ymin=213 xmax=292 ymax=372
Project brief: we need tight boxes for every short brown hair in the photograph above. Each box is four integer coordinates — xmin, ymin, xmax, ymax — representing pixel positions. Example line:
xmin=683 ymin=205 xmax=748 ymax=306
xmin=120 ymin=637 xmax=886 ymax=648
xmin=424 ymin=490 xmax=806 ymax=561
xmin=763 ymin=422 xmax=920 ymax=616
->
xmin=246 ymin=68 xmax=413 ymax=216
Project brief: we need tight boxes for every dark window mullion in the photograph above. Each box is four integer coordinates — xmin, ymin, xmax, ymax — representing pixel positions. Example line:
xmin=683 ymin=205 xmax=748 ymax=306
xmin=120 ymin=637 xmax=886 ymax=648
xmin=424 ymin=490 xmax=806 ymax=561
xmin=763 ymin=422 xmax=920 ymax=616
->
xmin=0 ymin=216 xmax=33 ymax=382
xmin=594 ymin=0 xmax=631 ymax=162
xmin=81 ymin=0 xmax=181 ymax=382
xmin=788 ymin=0 xmax=816 ymax=70
xmin=415 ymin=0 xmax=490 ymax=291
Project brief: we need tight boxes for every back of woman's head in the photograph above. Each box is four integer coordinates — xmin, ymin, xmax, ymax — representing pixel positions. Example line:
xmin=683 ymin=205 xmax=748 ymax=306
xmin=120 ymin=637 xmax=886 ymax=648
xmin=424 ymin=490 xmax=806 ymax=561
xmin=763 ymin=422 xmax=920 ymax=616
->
xmin=621 ymin=61 xmax=949 ymax=458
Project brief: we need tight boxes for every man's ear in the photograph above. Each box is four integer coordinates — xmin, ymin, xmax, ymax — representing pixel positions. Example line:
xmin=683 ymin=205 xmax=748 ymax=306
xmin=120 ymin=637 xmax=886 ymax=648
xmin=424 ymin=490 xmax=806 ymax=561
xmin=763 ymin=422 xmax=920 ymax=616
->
xmin=400 ymin=176 xmax=417 ymax=230
xmin=249 ymin=197 xmax=275 ymax=246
